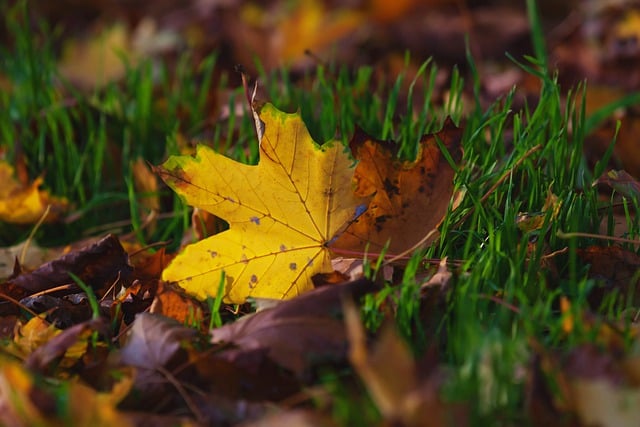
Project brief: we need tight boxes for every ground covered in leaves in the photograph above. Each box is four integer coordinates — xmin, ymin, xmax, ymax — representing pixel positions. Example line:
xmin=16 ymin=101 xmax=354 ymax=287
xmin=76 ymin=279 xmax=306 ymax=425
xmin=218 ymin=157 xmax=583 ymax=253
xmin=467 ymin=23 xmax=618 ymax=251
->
xmin=4 ymin=0 xmax=640 ymax=426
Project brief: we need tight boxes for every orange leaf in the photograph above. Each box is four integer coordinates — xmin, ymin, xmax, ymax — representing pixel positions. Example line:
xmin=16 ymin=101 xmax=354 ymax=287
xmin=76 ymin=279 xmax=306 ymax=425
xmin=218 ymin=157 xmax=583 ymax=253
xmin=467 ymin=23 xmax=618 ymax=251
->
xmin=332 ymin=120 xmax=463 ymax=255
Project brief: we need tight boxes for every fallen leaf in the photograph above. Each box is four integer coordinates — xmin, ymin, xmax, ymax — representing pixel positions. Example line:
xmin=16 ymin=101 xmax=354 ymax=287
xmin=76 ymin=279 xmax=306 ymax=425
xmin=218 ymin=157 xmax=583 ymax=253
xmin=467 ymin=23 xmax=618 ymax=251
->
xmin=0 ymin=240 xmax=64 ymax=280
xmin=25 ymin=318 xmax=108 ymax=374
xmin=344 ymin=297 xmax=465 ymax=426
xmin=4 ymin=234 xmax=132 ymax=297
xmin=270 ymin=0 xmax=364 ymax=66
xmin=332 ymin=120 xmax=462 ymax=255
xmin=564 ymin=344 xmax=640 ymax=427
xmin=10 ymin=315 xmax=62 ymax=358
xmin=516 ymin=190 xmax=562 ymax=233
xmin=8 ymin=315 xmax=90 ymax=371
xmin=157 ymin=103 xmax=366 ymax=303
xmin=232 ymin=0 xmax=364 ymax=69
xmin=345 ymin=298 xmax=416 ymax=420
xmin=595 ymin=169 xmax=640 ymax=201
xmin=577 ymin=245 xmax=640 ymax=307
xmin=570 ymin=379 xmax=640 ymax=427
xmin=119 ymin=312 xmax=199 ymax=404
xmin=149 ymin=281 xmax=205 ymax=326
xmin=420 ymin=257 xmax=452 ymax=290
xmin=0 ymin=356 xmax=49 ymax=426
xmin=0 ymin=354 xmax=134 ymax=427
xmin=239 ymin=409 xmax=338 ymax=427
xmin=120 ymin=312 xmax=197 ymax=371
xmin=211 ymin=277 xmax=376 ymax=379
xmin=0 ymin=160 xmax=68 ymax=224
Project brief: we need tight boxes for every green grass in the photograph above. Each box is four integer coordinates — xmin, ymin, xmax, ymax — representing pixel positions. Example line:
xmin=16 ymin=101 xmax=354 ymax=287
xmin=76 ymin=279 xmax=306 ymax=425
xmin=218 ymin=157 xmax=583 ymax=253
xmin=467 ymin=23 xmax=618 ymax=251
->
xmin=2 ymin=0 xmax=640 ymax=425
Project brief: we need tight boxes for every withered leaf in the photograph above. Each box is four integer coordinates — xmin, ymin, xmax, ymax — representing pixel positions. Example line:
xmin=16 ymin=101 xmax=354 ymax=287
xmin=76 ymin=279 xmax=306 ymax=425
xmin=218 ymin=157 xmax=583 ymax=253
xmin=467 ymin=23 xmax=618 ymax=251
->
xmin=211 ymin=277 xmax=377 ymax=379
xmin=120 ymin=312 xmax=197 ymax=370
xmin=25 ymin=317 xmax=108 ymax=373
xmin=332 ymin=119 xmax=463 ymax=255
xmin=7 ymin=234 xmax=132 ymax=296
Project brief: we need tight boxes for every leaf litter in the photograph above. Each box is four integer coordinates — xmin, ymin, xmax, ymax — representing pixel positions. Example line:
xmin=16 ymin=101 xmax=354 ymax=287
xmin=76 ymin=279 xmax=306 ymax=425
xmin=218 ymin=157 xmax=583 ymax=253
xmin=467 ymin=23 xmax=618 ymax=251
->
xmin=0 ymin=96 xmax=462 ymax=425
xmin=7 ymin=1 xmax=640 ymax=425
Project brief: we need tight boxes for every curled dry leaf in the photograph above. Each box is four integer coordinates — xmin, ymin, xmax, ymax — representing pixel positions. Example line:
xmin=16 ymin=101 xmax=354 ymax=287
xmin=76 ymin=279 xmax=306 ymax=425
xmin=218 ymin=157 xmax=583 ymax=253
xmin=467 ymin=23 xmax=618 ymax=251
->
xmin=157 ymin=103 xmax=367 ymax=303
xmin=344 ymin=298 xmax=464 ymax=426
xmin=0 ymin=241 xmax=63 ymax=281
xmin=0 ymin=234 xmax=132 ymax=315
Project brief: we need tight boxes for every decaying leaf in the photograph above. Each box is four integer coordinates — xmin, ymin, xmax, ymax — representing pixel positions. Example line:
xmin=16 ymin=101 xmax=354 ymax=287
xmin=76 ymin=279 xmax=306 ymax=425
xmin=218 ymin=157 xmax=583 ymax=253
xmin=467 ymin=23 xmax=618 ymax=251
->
xmin=420 ymin=257 xmax=452 ymax=290
xmin=4 ymin=234 xmax=132 ymax=297
xmin=211 ymin=277 xmax=376 ymax=379
xmin=120 ymin=312 xmax=197 ymax=371
xmin=149 ymin=281 xmax=205 ymax=326
xmin=577 ymin=245 xmax=640 ymax=307
xmin=565 ymin=344 xmax=640 ymax=427
xmin=332 ymin=120 xmax=463 ymax=255
xmin=570 ymin=378 xmax=640 ymax=427
xmin=0 ymin=354 xmax=134 ymax=427
xmin=119 ymin=312 xmax=199 ymax=404
xmin=0 ymin=160 xmax=68 ymax=224
xmin=344 ymin=298 xmax=465 ymax=426
xmin=595 ymin=169 xmax=640 ymax=201
xmin=158 ymin=103 xmax=366 ymax=303
xmin=0 ymin=240 xmax=63 ymax=281
xmin=345 ymin=298 xmax=416 ymax=419
xmin=25 ymin=317 xmax=108 ymax=373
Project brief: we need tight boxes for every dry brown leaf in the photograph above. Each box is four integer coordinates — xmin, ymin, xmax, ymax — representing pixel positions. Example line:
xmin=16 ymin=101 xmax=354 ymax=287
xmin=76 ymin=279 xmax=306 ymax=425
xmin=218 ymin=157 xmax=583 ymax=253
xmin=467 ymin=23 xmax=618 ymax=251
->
xmin=211 ymin=277 xmax=376 ymax=379
xmin=345 ymin=298 xmax=416 ymax=420
xmin=344 ymin=298 xmax=463 ymax=426
xmin=149 ymin=281 xmax=205 ymax=326
xmin=5 ymin=234 xmax=132 ymax=297
xmin=332 ymin=120 xmax=463 ymax=255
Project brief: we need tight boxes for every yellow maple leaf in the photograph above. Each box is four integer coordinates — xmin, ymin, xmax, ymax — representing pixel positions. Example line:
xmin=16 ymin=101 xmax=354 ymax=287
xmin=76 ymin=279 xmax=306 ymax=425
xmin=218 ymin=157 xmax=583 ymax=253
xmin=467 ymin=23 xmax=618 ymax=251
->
xmin=158 ymin=103 xmax=365 ymax=303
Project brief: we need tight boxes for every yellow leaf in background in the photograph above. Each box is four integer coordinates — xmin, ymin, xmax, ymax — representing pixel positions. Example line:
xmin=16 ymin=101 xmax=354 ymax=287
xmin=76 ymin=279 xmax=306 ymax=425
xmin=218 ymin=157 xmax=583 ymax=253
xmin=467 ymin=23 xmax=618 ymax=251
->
xmin=271 ymin=0 xmax=364 ymax=65
xmin=67 ymin=373 xmax=135 ymax=427
xmin=0 ymin=161 xmax=68 ymax=224
xmin=157 ymin=103 xmax=366 ymax=303
xmin=58 ymin=23 xmax=134 ymax=90
xmin=0 ymin=355 xmax=134 ymax=427
xmin=0 ymin=357 xmax=49 ymax=426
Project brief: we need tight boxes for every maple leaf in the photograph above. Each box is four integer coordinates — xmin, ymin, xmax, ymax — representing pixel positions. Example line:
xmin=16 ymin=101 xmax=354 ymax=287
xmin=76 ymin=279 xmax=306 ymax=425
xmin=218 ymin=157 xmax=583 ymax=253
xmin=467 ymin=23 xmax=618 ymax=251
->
xmin=157 ymin=103 xmax=365 ymax=303
xmin=332 ymin=120 xmax=463 ymax=255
